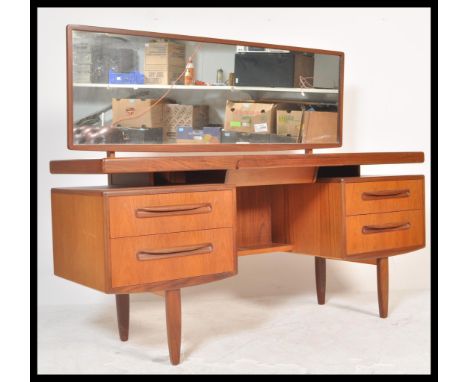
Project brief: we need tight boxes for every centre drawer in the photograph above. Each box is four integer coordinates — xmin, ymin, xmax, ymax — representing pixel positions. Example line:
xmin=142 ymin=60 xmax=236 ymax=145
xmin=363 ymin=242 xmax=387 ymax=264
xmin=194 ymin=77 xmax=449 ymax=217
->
xmin=345 ymin=177 xmax=424 ymax=216
xmin=110 ymin=227 xmax=235 ymax=288
xmin=108 ymin=189 xmax=234 ymax=238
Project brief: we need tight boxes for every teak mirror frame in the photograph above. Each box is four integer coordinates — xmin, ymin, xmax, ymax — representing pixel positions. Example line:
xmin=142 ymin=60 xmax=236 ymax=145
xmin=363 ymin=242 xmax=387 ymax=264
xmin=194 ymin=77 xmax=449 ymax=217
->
xmin=67 ymin=25 xmax=345 ymax=152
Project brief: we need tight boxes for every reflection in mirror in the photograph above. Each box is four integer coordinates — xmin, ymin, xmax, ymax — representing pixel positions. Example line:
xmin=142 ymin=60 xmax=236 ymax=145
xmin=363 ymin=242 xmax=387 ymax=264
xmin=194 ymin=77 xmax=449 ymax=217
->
xmin=71 ymin=29 xmax=341 ymax=147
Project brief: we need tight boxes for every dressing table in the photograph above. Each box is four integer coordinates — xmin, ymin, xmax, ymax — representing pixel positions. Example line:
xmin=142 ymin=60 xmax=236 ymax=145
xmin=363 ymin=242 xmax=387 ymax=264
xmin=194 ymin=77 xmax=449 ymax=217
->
xmin=50 ymin=25 xmax=426 ymax=365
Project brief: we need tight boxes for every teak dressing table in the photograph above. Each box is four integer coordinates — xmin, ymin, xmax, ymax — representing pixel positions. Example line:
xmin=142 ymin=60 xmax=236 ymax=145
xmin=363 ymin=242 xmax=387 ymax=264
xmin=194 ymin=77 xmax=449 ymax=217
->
xmin=50 ymin=26 xmax=426 ymax=365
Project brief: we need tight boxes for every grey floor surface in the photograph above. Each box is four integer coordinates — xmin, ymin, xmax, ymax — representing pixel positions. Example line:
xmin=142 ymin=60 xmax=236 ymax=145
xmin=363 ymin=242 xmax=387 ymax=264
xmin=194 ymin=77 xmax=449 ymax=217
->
xmin=38 ymin=289 xmax=430 ymax=374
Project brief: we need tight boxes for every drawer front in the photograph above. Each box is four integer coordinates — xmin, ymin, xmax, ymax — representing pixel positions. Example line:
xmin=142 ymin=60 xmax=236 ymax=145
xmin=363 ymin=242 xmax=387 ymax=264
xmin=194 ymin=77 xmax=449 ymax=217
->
xmin=346 ymin=210 xmax=425 ymax=256
xmin=110 ymin=228 xmax=235 ymax=288
xmin=345 ymin=178 xmax=424 ymax=216
xmin=108 ymin=190 xmax=234 ymax=238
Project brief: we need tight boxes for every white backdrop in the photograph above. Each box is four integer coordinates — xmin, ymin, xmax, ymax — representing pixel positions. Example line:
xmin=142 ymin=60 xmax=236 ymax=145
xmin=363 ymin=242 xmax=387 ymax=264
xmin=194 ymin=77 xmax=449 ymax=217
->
xmin=37 ymin=8 xmax=430 ymax=306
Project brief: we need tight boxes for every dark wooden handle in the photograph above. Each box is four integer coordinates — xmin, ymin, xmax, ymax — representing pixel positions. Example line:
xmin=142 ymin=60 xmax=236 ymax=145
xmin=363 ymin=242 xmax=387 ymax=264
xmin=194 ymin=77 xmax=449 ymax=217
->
xmin=362 ymin=222 xmax=411 ymax=234
xmin=137 ymin=243 xmax=213 ymax=261
xmin=362 ymin=189 xmax=410 ymax=200
xmin=135 ymin=203 xmax=212 ymax=218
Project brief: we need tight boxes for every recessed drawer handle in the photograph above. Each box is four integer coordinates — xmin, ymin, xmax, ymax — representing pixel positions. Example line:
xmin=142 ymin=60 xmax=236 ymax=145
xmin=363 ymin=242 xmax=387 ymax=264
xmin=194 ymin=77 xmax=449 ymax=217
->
xmin=135 ymin=203 xmax=212 ymax=218
xmin=361 ymin=189 xmax=410 ymax=200
xmin=137 ymin=243 xmax=213 ymax=261
xmin=362 ymin=222 xmax=411 ymax=234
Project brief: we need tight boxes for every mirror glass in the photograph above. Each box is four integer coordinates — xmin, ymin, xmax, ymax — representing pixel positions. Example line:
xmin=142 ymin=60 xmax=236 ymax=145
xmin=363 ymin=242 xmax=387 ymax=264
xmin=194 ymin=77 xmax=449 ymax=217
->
xmin=71 ymin=29 xmax=340 ymax=147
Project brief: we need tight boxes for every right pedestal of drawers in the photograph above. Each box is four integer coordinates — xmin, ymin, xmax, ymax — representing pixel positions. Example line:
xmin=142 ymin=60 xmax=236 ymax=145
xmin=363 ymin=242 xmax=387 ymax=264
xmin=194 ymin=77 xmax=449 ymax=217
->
xmin=287 ymin=175 xmax=426 ymax=318
xmin=343 ymin=175 xmax=425 ymax=259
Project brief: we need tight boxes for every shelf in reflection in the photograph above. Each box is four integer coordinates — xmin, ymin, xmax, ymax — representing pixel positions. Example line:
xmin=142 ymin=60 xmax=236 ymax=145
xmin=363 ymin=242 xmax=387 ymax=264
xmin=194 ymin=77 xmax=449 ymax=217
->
xmin=73 ymin=83 xmax=339 ymax=94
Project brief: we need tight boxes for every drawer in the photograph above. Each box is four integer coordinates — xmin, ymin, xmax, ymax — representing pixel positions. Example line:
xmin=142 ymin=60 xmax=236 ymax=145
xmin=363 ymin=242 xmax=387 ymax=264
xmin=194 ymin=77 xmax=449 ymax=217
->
xmin=108 ymin=189 xmax=234 ymax=238
xmin=346 ymin=210 xmax=425 ymax=256
xmin=110 ymin=228 xmax=235 ymax=288
xmin=345 ymin=178 xmax=424 ymax=216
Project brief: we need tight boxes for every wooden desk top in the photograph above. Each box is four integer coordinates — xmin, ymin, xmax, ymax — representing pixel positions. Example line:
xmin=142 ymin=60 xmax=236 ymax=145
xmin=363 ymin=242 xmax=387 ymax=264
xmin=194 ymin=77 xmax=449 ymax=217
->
xmin=50 ymin=152 xmax=424 ymax=174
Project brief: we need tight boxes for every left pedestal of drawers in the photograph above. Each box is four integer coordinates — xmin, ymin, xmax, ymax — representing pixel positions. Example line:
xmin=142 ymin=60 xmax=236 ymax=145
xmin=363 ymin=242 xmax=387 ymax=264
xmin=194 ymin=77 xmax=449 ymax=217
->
xmin=51 ymin=184 xmax=237 ymax=364
xmin=51 ymin=184 xmax=237 ymax=293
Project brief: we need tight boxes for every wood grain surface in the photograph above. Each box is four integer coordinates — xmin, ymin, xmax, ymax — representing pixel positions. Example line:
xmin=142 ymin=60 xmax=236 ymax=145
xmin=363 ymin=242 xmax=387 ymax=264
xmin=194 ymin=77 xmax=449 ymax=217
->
xmin=50 ymin=152 xmax=424 ymax=174
xmin=315 ymin=257 xmax=326 ymax=304
xmin=110 ymin=228 xmax=235 ymax=288
xmin=108 ymin=189 xmax=233 ymax=238
xmin=236 ymin=187 xmax=272 ymax=247
xmin=286 ymin=182 xmax=346 ymax=259
xmin=110 ymin=272 xmax=237 ymax=293
xmin=165 ymin=289 xmax=181 ymax=365
xmin=377 ymin=258 xmax=389 ymax=318
xmin=345 ymin=178 xmax=424 ymax=215
xmin=225 ymin=167 xmax=316 ymax=187
xmin=52 ymin=191 xmax=107 ymax=291
xmin=345 ymin=210 xmax=425 ymax=256
xmin=115 ymin=294 xmax=129 ymax=341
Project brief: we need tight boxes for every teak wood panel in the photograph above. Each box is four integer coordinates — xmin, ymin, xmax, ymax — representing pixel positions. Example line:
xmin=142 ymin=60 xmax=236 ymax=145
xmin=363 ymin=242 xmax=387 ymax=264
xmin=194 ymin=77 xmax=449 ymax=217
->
xmin=67 ymin=25 xmax=344 ymax=152
xmin=108 ymin=190 xmax=234 ymax=238
xmin=317 ymin=175 xmax=423 ymax=183
xmin=110 ymin=228 xmax=235 ymax=288
xmin=270 ymin=185 xmax=289 ymax=244
xmin=237 ymin=243 xmax=294 ymax=256
xmin=345 ymin=210 xmax=425 ymax=256
xmin=285 ymin=177 xmax=425 ymax=260
xmin=345 ymin=178 xmax=424 ymax=216
xmin=111 ymin=272 xmax=236 ymax=293
xmin=225 ymin=167 xmax=316 ymax=187
xmin=286 ymin=183 xmax=345 ymax=259
xmin=236 ymin=187 xmax=272 ymax=247
xmin=52 ymin=184 xmax=233 ymax=196
xmin=51 ymin=185 xmax=237 ymax=293
xmin=51 ymin=192 xmax=107 ymax=291
xmin=50 ymin=152 xmax=424 ymax=174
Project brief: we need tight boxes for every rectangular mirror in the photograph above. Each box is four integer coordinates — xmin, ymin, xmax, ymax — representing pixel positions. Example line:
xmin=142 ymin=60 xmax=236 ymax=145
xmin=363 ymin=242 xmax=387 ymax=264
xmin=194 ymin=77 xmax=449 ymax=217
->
xmin=68 ymin=25 xmax=343 ymax=151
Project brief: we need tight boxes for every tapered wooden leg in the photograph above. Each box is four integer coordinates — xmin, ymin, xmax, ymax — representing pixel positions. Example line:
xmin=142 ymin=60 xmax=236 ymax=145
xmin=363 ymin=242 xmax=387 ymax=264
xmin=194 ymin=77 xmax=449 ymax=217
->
xmin=115 ymin=294 xmax=129 ymax=341
xmin=315 ymin=257 xmax=326 ymax=305
xmin=165 ymin=289 xmax=181 ymax=365
xmin=377 ymin=257 xmax=389 ymax=318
